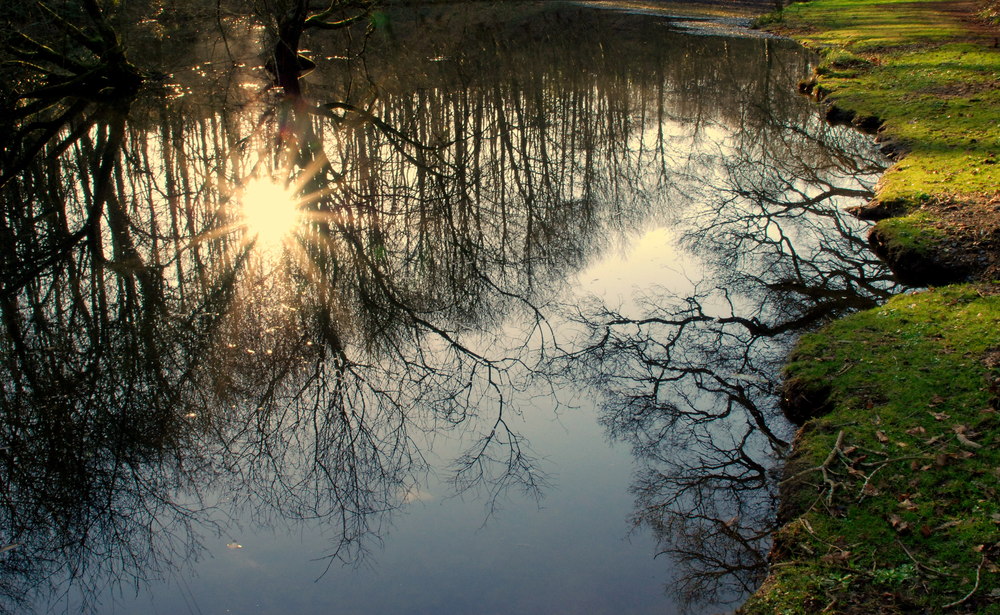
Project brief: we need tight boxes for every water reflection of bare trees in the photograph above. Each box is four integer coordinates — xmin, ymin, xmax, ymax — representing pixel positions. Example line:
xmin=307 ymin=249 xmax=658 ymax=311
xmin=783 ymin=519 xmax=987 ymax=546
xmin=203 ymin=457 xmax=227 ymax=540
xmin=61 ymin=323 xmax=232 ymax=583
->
xmin=0 ymin=4 xmax=893 ymax=613
xmin=550 ymin=102 xmax=895 ymax=611
xmin=252 ymin=0 xmax=373 ymax=93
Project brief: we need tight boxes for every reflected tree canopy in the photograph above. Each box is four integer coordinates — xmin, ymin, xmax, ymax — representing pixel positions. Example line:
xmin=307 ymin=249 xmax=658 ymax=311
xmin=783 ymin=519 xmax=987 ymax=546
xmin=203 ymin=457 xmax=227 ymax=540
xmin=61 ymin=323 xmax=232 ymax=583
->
xmin=0 ymin=4 xmax=892 ymax=614
xmin=551 ymin=79 xmax=895 ymax=609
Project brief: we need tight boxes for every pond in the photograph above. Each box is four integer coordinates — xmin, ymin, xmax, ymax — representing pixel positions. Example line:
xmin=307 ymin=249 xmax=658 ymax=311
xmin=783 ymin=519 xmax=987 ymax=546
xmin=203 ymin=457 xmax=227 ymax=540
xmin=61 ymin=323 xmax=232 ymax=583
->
xmin=0 ymin=2 xmax=896 ymax=613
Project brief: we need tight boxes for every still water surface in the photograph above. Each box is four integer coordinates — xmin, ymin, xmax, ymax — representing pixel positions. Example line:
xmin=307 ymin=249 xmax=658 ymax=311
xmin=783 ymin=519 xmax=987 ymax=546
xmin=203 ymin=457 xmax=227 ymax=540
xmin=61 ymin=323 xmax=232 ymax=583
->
xmin=0 ymin=3 xmax=895 ymax=613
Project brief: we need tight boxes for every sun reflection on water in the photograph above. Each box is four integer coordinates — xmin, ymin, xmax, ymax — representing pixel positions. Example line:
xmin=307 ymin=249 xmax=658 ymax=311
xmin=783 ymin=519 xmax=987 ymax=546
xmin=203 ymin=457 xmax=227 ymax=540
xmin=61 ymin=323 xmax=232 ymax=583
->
xmin=239 ymin=177 xmax=303 ymax=250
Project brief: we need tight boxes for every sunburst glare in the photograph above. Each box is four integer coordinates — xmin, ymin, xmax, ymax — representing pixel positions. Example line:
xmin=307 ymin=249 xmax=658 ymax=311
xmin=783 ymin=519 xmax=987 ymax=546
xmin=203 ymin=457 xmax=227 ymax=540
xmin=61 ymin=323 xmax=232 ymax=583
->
xmin=239 ymin=177 xmax=303 ymax=249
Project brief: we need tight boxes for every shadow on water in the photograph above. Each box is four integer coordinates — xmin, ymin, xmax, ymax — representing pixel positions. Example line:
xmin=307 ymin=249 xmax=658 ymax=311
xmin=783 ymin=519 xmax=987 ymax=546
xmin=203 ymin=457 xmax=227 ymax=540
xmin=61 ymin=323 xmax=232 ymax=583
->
xmin=0 ymin=2 xmax=895 ymax=613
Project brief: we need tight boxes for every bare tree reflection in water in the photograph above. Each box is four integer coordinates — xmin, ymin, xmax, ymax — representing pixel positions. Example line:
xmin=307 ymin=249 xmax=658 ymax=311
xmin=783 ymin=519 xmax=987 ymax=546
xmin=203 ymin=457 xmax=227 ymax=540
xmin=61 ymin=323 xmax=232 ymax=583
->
xmin=0 ymin=96 xmax=557 ymax=615
xmin=550 ymin=108 xmax=898 ymax=611
xmin=0 ymin=6 xmax=662 ymax=608
xmin=0 ymin=3 xmax=899 ymax=613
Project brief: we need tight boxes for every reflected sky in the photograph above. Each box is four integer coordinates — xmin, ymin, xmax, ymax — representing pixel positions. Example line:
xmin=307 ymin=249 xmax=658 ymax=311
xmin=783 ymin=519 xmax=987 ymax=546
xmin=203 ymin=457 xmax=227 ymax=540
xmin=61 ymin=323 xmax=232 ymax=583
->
xmin=118 ymin=389 xmax=666 ymax=615
xmin=0 ymin=3 xmax=893 ymax=614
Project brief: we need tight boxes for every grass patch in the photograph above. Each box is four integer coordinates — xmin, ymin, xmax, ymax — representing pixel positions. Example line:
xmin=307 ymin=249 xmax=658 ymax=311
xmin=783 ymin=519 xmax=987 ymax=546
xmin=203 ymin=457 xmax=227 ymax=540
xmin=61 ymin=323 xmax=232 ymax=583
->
xmin=746 ymin=1 xmax=1000 ymax=612
xmin=765 ymin=0 xmax=1000 ymax=211
xmin=742 ymin=286 xmax=1000 ymax=614
xmin=871 ymin=210 xmax=946 ymax=257
xmin=819 ymin=48 xmax=873 ymax=70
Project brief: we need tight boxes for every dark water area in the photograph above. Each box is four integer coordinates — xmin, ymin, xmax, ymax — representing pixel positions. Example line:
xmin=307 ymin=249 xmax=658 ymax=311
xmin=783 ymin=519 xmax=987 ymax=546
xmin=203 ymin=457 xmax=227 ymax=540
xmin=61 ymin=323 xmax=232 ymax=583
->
xmin=0 ymin=2 xmax=896 ymax=613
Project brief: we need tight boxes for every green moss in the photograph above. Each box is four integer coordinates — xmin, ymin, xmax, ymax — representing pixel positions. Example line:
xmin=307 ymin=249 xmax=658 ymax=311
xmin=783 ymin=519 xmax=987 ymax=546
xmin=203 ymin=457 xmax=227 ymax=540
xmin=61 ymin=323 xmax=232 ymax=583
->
xmin=743 ymin=286 xmax=1000 ymax=614
xmin=748 ymin=2 xmax=1000 ymax=611
xmin=766 ymin=0 xmax=1000 ymax=210
xmin=815 ymin=48 xmax=873 ymax=78
xmin=871 ymin=211 xmax=945 ymax=256
xmin=776 ymin=0 xmax=967 ymax=46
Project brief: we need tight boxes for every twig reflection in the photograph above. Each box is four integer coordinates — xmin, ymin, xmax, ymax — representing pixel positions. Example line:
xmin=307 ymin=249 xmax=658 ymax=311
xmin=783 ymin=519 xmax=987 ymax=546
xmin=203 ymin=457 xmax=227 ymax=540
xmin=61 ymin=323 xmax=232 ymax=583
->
xmin=549 ymin=97 xmax=896 ymax=610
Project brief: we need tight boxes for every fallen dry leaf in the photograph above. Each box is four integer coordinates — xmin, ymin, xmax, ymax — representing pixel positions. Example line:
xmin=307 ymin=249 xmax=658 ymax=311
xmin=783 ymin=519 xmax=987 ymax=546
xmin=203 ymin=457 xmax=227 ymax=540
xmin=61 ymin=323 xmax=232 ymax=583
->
xmin=906 ymin=426 xmax=927 ymax=436
xmin=956 ymin=432 xmax=983 ymax=449
xmin=929 ymin=411 xmax=951 ymax=421
xmin=889 ymin=514 xmax=911 ymax=533
xmin=934 ymin=520 xmax=961 ymax=531
xmin=821 ymin=550 xmax=852 ymax=564
xmin=876 ymin=430 xmax=890 ymax=443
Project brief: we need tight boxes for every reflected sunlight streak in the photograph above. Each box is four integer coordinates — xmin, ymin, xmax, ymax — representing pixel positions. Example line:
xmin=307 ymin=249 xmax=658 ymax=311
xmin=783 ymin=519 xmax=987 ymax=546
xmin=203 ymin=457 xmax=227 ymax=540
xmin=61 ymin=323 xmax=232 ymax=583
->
xmin=239 ymin=177 xmax=304 ymax=249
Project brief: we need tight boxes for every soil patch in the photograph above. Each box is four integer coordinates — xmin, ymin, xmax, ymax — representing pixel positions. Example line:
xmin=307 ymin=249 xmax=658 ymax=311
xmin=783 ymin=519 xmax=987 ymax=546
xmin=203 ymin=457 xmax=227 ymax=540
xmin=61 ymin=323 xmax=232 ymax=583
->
xmin=921 ymin=194 xmax=1000 ymax=282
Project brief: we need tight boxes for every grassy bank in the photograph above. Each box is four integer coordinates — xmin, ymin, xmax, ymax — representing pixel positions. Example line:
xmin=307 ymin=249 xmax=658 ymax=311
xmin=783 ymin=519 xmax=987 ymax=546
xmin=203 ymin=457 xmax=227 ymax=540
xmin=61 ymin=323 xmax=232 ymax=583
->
xmin=761 ymin=0 xmax=1000 ymax=284
xmin=744 ymin=287 xmax=1000 ymax=613
xmin=740 ymin=1 xmax=1000 ymax=613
